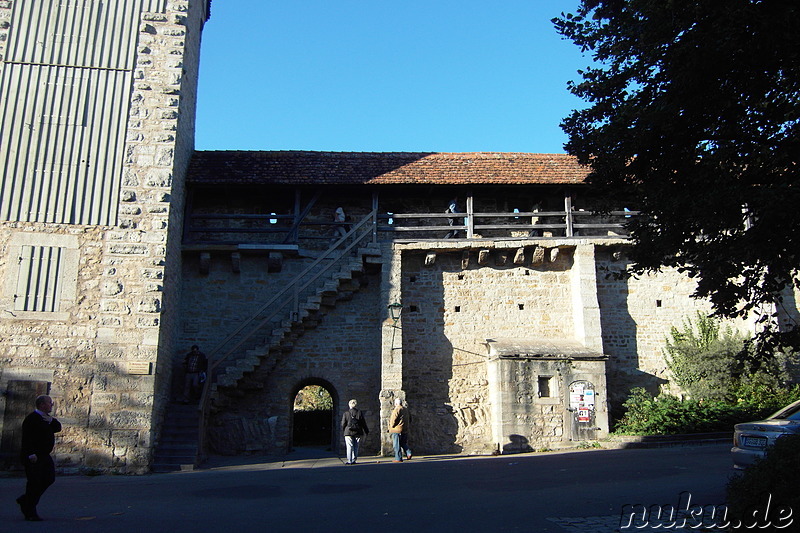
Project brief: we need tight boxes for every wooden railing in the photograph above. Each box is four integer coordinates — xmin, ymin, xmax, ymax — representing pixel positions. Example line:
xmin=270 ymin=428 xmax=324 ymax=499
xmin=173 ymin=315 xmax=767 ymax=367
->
xmin=184 ymin=208 xmax=636 ymax=247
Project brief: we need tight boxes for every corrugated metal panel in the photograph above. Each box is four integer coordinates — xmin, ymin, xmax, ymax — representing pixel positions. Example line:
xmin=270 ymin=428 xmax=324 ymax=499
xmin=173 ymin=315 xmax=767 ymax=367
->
xmin=7 ymin=0 xmax=166 ymax=70
xmin=14 ymin=245 xmax=64 ymax=312
xmin=0 ymin=64 xmax=131 ymax=225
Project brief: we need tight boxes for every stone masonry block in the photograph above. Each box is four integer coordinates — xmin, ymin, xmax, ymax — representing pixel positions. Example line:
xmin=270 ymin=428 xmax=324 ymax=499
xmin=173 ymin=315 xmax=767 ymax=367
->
xmin=531 ymin=246 xmax=545 ymax=265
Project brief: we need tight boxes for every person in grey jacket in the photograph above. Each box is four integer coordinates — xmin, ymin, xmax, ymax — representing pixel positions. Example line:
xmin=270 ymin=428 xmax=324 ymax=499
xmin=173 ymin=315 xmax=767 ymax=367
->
xmin=341 ymin=399 xmax=369 ymax=464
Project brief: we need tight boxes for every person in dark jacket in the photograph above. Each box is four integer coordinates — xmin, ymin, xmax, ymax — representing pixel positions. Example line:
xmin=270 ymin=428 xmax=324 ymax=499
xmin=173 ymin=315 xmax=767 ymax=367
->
xmin=341 ymin=399 xmax=369 ymax=464
xmin=16 ymin=395 xmax=61 ymax=521
xmin=182 ymin=345 xmax=208 ymax=403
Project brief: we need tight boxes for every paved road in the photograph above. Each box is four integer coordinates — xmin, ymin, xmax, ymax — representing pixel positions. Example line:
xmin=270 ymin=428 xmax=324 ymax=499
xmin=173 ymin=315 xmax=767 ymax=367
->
xmin=0 ymin=443 xmax=734 ymax=533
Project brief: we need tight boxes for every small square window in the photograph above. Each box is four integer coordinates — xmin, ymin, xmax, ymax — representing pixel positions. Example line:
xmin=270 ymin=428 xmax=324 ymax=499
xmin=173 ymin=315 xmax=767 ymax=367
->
xmin=538 ymin=376 xmax=552 ymax=398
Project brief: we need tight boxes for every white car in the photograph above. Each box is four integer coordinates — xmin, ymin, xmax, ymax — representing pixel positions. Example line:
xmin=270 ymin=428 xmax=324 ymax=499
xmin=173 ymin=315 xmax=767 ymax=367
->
xmin=731 ymin=399 xmax=800 ymax=469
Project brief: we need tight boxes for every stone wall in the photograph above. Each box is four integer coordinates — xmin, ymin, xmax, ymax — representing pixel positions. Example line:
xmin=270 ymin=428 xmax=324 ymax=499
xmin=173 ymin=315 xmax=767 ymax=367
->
xmin=488 ymin=357 xmax=608 ymax=452
xmin=595 ymin=245 xmax=713 ymax=408
xmin=206 ymin=271 xmax=383 ymax=455
xmin=178 ymin=251 xmax=324 ymax=354
xmin=399 ymin=244 xmax=577 ymax=454
xmin=184 ymin=235 xmax=796 ymax=458
xmin=0 ymin=0 xmax=206 ymax=473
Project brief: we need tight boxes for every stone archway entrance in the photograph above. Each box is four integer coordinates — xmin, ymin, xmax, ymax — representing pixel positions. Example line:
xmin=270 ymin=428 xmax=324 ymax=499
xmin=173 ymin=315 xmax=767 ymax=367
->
xmin=290 ymin=379 xmax=338 ymax=451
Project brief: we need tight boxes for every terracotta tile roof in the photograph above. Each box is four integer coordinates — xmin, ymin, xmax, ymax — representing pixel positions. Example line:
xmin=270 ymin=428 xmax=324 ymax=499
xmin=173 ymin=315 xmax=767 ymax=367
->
xmin=188 ymin=151 xmax=589 ymax=186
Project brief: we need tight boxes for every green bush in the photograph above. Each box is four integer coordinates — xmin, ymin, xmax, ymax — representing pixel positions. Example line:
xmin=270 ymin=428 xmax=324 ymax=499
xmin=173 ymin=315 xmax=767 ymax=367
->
xmin=665 ymin=313 xmax=746 ymax=402
xmin=613 ymin=387 xmax=800 ymax=435
xmin=665 ymin=313 xmax=795 ymax=403
xmin=614 ymin=313 xmax=800 ymax=435
xmin=726 ymin=434 xmax=800 ymax=529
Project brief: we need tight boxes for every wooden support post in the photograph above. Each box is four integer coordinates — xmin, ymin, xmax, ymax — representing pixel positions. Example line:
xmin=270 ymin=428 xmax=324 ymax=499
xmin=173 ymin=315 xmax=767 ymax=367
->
xmin=565 ymin=193 xmax=574 ymax=237
xmin=466 ymin=192 xmax=474 ymax=239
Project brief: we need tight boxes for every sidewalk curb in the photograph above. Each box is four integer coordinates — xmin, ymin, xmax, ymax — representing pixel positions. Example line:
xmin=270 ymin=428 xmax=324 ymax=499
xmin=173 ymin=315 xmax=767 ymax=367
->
xmin=601 ymin=431 xmax=732 ymax=450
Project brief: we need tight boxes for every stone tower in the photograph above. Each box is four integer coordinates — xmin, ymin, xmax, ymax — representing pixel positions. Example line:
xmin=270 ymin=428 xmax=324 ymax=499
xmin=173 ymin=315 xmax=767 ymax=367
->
xmin=0 ymin=0 xmax=208 ymax=473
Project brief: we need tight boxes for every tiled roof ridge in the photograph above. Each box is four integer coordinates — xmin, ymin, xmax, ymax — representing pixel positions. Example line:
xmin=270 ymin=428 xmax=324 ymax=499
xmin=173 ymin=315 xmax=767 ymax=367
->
xmin=187 ymin=150 xmax=589 ymax=186
xmin=193 ymin=149 xmax=575 ymax=157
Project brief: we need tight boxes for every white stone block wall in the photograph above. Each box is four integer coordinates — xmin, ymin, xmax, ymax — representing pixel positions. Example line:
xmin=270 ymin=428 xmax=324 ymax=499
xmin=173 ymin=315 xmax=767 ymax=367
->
xmin=178 ymin=253 xmax=325 ymax=353
xmin=595 ymin=246 xmax=707 ymax=404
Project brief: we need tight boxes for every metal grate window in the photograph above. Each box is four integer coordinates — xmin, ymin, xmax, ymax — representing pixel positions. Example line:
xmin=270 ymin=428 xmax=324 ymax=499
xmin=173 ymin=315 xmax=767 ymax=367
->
xmin=14 ymin=245 xmax=65 ymax=312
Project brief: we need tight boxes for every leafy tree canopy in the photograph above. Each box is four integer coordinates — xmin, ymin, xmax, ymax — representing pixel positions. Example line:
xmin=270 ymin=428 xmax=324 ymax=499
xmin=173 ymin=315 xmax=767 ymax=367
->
xmin=664 ymin=312 xmax=792 ymax=402
xmin=554 ymin=0 xmax=800 ymax=352
xmin=294 ymin=385 xmax=333 ymax=412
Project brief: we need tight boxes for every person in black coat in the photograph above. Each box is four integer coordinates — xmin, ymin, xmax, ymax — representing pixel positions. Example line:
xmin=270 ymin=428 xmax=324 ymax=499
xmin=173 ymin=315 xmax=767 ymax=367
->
xmin=340 ymin=399 xmax=369 ymax=464
xmin=16 ymin=395 xmax=61 ymax=521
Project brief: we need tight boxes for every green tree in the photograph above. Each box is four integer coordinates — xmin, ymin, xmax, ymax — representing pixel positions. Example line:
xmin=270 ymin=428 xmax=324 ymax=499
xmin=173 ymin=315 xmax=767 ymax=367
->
xmin=553 ymin=1 xmax=800 ymax=355
xmin=665 ymin=313 xmax=746 ymax=401
xmin=665 ymin=313 xmax=795 ymax=402
xmin=293 ymin=385 xmax=333 ymax=412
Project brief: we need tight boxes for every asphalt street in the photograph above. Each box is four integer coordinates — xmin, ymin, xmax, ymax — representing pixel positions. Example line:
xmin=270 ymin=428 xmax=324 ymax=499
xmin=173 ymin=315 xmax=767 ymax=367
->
xmin=0 ymin=443 xmax=734 ymax=533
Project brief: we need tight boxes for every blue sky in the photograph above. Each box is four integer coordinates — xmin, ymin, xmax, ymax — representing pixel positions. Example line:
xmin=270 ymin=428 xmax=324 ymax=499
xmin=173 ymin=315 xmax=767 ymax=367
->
xmin=195 ymin=1 xmax=588 ymax=154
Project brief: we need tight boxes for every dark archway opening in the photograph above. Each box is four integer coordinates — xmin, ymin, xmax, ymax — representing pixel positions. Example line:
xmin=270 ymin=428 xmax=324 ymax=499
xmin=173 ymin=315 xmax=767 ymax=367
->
xmin=291 ymin=380 xmax=336 ymax=451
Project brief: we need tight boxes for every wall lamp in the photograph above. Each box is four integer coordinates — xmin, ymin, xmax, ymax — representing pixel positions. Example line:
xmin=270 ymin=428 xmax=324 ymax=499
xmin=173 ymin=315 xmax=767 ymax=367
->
xmin=387 ymin=302 xmax=403 ymax=322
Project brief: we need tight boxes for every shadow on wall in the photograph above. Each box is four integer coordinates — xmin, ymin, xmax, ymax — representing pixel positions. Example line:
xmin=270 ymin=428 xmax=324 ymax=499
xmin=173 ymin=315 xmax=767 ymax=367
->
xmin=596 ymin=249 xmax=641 ymax=416
xmin=503 ymin=434 xmax=533 ymax=454
xmin=401 ymin=252 xmax=461 ymax=455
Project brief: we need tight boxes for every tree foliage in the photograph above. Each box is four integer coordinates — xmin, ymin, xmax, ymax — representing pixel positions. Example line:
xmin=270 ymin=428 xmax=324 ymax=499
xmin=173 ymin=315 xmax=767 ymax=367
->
xmin=293 ymin=385 xmax=333 ymax=412
xmin=665 ymin=312 xmax=793 ymax=402
xmin=665 ymin=313 xmax=747 ymax=401
xmin=614 ymin=386 xmax=800 ymax=435
xmin=553 ymin=1 xmax=800 ymax=353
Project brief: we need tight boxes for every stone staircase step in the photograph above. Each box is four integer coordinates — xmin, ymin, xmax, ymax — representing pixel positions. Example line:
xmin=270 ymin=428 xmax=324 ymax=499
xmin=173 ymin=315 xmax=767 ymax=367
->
xmin=152 ymin=402 xmax=200 ymax=473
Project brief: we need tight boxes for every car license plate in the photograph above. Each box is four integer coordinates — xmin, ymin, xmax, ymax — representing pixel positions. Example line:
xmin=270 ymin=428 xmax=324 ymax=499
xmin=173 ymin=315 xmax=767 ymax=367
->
xmin=742 ymin=436 xmax=767 ymax=448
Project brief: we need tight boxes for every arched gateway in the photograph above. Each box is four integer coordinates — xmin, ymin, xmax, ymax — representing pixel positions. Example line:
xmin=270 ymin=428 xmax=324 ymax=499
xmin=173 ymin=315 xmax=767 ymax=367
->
xmin=290 ymin=379 xmax=338 ymax=452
